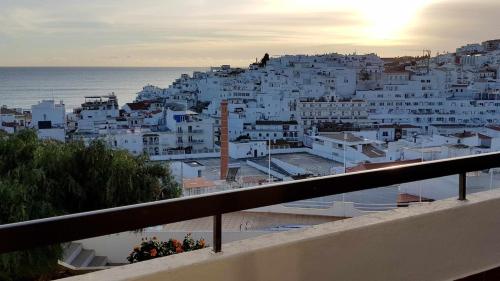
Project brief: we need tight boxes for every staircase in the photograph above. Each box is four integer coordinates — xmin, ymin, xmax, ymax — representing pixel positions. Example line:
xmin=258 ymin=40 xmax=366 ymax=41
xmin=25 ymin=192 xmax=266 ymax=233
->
xmin=61 ymin=242 xmax=109 ymax=268
xmin=247 ymin=158 xmax=294 ymax=181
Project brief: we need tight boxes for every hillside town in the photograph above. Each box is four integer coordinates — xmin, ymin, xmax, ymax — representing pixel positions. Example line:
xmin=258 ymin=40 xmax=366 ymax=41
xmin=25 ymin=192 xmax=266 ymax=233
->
xmin=1 ymin=39 xmax=500 ymax=199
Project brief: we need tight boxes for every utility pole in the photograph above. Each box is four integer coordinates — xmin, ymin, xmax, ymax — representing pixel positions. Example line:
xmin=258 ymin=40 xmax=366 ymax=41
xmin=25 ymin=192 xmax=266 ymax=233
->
xmin=419 ymin=135 xmax=424 ymax=202
xmin=268 ymin=137 xmax=272 ymax=183
xmin=180 ymin=161 xmax=184 ymax=190
xmin=343 ymin=132 xmax=347 ymax=173
xmin=343 ymin=132 xmax=347 ymax=217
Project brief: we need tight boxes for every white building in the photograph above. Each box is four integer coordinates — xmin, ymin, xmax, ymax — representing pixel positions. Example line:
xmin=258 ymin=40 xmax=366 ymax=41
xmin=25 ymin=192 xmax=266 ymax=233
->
xmin=31 ymin=100 xmax=65 ymax=129
xmin=107 ymin=129 xmax=144 ymax=156
xmin=75 ymin=95 xmax=120 ymax=133
xmin=165 ymin=108 xmax=214 ymax=153
xmin=31 ymin=100 xmax=66 ymax=141
xmin=0 ymin=106 xmax=29 ymax=133
xmin=310 ymin=132 xmax=386 ymax=167
xmin=297 ymin=96 xmax=368 ymax=127
xmin=229 ymin=140 xmax=268 ymax=159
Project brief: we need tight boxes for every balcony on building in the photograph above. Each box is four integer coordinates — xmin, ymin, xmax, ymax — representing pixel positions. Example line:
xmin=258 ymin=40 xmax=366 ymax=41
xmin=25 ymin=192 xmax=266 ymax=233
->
xmin=1 ymin=152 xmax=500 ymax=281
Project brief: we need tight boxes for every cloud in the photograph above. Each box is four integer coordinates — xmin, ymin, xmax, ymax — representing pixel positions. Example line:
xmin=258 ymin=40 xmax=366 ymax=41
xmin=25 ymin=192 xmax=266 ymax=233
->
xmin=401 ymin=0 xmax=500 ymax=51
xmin=0 ymin=0 xmax=498 ymax=66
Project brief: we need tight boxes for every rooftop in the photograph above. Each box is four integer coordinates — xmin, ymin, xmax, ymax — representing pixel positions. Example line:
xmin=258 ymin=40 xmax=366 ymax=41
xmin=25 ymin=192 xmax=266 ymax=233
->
xmin=347 ymin=159 xmax=421 ymax=173
xmin=255 ymin=120 xmax=298 ymax=125
xmin=162 ymin=211 xmax=340 ymax=232
xmin=125 ymin=102 xmax=150 ymax=111
xmin=0 ymin=107 xmax=20 ymax=115
xmin=184 ymin=160 xmax=204 ymax=168
xmin=451 ymin=131 xmax=476 ymax=138
xmin=362 ymin=144 xmax=386 ymax=158
xmin=486 ymin=125 xmax=500 ymax=132
xmin=315 ymin=132 xmax=363 ymax=143
xmin=182 ymin=177 xmax=214 ymax=189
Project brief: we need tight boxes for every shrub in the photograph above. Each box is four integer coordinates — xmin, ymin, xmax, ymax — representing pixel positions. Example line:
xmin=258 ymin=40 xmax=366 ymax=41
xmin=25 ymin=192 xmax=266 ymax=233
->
xmin=127 ymin=234 xmax=207 ymax=263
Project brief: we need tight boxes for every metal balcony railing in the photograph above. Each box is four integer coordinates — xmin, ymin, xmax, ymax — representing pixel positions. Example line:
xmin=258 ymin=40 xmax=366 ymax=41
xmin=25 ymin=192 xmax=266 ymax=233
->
xmin=0 ymin=152 xmax=500 ymax=254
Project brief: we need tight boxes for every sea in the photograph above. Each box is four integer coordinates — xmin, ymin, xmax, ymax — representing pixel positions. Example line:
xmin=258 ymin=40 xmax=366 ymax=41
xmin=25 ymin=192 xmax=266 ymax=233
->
xmin=0 ymin=67 xmax=207 ymax=110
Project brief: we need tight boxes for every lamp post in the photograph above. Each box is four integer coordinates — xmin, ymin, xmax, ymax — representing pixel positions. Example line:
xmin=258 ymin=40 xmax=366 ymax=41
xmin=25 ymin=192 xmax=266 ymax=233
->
xmin=420 ymin=136 xmax=424 ymax=202
xmin=343 ymin=132 xmax=347 ymax=217
xmin=268 ymin=137 xmax=271 ymax=183
xmin=343 ymin=132 xmax=347 ymax=173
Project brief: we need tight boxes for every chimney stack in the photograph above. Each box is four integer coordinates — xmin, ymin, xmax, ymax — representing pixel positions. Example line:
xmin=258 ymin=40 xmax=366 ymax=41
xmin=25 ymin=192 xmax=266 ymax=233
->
xmin=220 ymin=100 xmax=229 ymax=180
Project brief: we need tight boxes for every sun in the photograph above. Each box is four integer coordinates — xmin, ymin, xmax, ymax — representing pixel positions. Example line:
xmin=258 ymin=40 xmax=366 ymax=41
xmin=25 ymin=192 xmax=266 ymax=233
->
xmin=253 ymin=0 xmax=434 ymax=46
xmin=352 ymin=0 xmax=432 ymax=44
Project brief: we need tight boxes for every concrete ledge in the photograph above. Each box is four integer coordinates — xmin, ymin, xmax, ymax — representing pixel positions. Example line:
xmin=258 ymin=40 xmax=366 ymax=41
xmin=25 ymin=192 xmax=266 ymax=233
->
xmin=62 ymin=189 xmax=500 ymax=281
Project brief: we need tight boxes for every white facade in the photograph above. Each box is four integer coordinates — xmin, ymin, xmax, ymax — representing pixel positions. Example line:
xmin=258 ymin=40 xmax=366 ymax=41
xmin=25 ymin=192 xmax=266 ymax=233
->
xmin=297 ymin=97 xmax=368 ymax=127
xmin=3 ymin=40 xmax=500 ymax=170
xmin=107 ymin=129 xmax=144 ymax=156
xmin=37 ymin=128 xmax=66 ymax=142
xmin=229 ymin=141 xmax=267 ymax=159
xmin=31 ymin=100 xmax=66 ymax=129
xmin=310 ymin=133 xmax=386 ymax=166
xmin=165 ymin=108 xmax=214 ymax=152
xmin=76 ymin=95 xmax=120 ymax=133
xmin=0 ymin=106 xmax=29 ymax=133
xmin=170 ymin=160 xmax=206 ymax=181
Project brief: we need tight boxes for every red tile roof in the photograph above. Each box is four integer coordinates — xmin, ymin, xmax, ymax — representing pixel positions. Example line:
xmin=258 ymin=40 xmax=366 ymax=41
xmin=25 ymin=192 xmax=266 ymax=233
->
xmin=182 ymin=178 xmax=215 ymax=189
xmin=397 ymin=193 xmax=433 ymax=204
xmin=347 ymin=159 xmax=421 ymax=173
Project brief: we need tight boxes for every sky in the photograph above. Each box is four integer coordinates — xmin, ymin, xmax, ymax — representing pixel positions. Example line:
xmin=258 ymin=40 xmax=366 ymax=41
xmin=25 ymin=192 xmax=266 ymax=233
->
xmin=0 ymin=0 xmax=499 ymax=67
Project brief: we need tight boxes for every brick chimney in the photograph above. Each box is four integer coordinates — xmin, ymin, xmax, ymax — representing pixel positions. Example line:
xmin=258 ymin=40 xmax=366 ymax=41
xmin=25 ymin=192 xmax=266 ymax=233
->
xmin=220 ymin=100 xmax=229 ymax=180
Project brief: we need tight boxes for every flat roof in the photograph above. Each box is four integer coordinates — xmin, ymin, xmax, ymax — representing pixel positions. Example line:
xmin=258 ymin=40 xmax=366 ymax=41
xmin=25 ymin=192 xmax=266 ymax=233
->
xmin=315 ymin=132 xmax=364 ymax=143
xmin=195 ymin=158 xmax=267 ymax=181
xmin=273 ymin=153 xmax=341 ymax=176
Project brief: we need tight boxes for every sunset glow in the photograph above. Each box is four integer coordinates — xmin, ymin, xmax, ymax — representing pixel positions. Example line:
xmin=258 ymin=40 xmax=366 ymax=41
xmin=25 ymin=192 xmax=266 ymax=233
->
xmin=0 ymin=0 xmax=498 ymax=66
xmin=354 ymin=0 xmax=433 ymax=43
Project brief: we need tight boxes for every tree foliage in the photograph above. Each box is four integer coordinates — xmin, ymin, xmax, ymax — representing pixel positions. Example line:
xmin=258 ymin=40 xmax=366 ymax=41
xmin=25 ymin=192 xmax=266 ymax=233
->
xmin=0 ymin=130 xmax=180 ymax=280
xmin=259 ymin=53 xmax=270 ymax=67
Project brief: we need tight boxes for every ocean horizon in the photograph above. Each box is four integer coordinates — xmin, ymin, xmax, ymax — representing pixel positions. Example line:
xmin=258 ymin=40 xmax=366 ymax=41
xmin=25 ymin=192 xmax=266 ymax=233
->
xmin=0 ymin=67 xmax=207 ymax=110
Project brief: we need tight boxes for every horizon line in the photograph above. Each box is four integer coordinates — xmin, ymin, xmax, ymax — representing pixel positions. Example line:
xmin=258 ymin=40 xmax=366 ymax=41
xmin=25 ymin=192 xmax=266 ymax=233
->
xmin=0 ymin=66 xmax=215 ymax=68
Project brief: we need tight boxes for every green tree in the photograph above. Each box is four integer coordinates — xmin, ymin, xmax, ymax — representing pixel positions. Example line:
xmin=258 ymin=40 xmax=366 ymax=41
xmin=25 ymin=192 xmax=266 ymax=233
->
xmin=0 ymin=130 xmax=180 ymax=280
